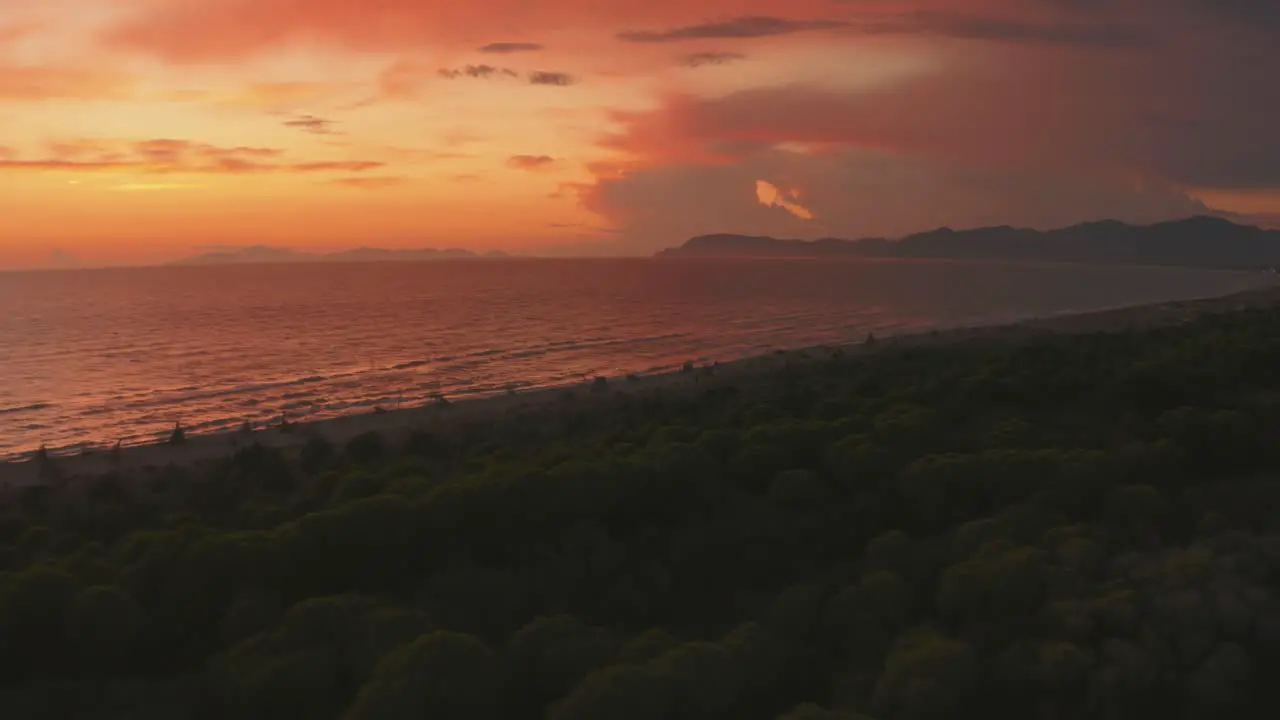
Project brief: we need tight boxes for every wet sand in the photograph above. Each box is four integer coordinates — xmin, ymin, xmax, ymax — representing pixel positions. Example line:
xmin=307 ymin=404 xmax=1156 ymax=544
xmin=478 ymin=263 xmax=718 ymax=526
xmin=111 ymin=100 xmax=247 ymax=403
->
xmin=5 ymin=280 xmax=1279 ymax=489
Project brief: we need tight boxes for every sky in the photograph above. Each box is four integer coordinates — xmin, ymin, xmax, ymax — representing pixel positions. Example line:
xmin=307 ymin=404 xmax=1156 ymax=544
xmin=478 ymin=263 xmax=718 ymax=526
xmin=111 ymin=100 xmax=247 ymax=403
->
xmin=0 ymin=0 xmax=1278 ymax=267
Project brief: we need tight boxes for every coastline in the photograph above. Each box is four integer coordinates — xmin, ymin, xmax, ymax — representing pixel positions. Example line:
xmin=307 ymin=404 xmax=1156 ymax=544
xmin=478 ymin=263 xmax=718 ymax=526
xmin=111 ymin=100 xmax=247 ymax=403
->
xmin=5 ymin=279 xmax=1280 ymax=489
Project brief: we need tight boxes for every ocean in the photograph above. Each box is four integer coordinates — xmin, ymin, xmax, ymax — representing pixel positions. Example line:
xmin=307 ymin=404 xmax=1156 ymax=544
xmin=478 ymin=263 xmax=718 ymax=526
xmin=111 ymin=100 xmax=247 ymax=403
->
xmin=0 ymin=258 xmax=1271 ymax=459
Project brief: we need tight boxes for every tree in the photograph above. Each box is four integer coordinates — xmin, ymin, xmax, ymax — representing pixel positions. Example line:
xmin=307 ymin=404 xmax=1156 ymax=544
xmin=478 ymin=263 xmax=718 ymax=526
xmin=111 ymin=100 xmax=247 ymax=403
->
xmin=549 ymin=664 xmax=674 ymax=720
xmin=873 ymin=631 xmax=977 ymax=720
xmin=769 ymin=469 xmax=829 ymax=509
xmin=616 ymin=628 xmax=679 ymax=665
xmin=211 ymin=595 xmax=404 ymax=720
xmin=220 ymin=589 xmax=284 ymax=647
xmin=504 ymin=615 xmax=618 ymax=717
xmin=1188 ymin=642 xmax=1251 ymax=713
xmin=778 ymin=703 xmax=876 ymax=719
xmin=345 ymin=432 xmax=385 ymax=464
xmin=0 ymin=565 xmax=80 ymax=677
xmin=66 ymin=585 xmax=143 ymax=675
xmin=345 ymin=631 xmax=500 ymax=720
xmin=862 ymin=530 xmax=914 ymax=579
xmin=647 ymin=641 xmax=742 ymax=719
xmin=1105 ymin=484 xmax=1169 ymax=539
xmin=1034 ymin=641 xmax=1095 ymax=706
xmin=1088 ymin=638 xmax=1157 ymax=717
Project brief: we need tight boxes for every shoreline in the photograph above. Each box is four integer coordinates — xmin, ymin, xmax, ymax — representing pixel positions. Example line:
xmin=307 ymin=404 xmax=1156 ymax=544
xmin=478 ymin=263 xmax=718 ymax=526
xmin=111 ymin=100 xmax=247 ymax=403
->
xmin=5 ymin=280 xmax=1280 ymax=489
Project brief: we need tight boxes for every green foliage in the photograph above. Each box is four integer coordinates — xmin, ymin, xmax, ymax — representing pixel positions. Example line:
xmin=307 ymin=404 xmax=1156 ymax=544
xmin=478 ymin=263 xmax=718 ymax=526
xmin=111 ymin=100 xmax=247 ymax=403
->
xmin=549 ymin=663 xmax=674 ymax=720
xmin=345 ymin=631 xmax=500 ymax=720
xmin=0 ymin=565 xmax=80 ymax=677
xmin=504 ymin=615 xmax=618 ymax=716
xmin=778 ymin=703 xmax=877 ymax=720
xmin=5 ymin=305 xmax=1280 ymax=717
xmin=873 ymin=631 xmax=977 ymax=720
xmin=66 ymin=584 xmax=142 ymax=673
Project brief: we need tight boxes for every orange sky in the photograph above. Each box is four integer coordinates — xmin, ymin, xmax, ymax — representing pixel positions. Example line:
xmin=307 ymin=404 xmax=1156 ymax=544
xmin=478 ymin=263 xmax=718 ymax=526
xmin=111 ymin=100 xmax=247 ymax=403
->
xmin=1 ymin=0 xmax=1278 ymax=267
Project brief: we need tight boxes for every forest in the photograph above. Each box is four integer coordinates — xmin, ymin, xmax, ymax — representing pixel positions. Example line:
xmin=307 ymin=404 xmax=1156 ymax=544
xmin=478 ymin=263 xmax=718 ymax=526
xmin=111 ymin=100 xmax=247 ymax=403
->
xmin=2 ymin=306 xmax=1280 ymax=719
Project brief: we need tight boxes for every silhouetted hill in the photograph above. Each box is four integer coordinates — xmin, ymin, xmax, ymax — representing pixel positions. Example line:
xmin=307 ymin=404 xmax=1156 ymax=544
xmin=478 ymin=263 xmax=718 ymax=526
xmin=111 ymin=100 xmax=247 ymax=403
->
xmin=170 ymin=246 xmax=511 ymax=266
xmin=657 ymin=216 xmax=1280 ymax=269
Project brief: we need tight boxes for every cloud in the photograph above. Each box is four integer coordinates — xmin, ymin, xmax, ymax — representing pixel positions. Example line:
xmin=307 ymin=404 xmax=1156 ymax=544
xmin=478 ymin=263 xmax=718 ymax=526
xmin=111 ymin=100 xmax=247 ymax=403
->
xmin=101 ymin=0 xmax=847 ymax=61
xmin=0 ymin=22 xmax=37 ymax=45
xmin=327 ymin=176 xmax=407 ymax=188
xmin=96 ymin=0 xmax=1261 ymax=63
xmin=221 ymin=81 xmax=342 ymax=110
xmin=507 ymin=154 xmax=557 ymax=171
xmin=111 ymin=182 xmax=205 ymax=192
xmin=437 ymin=64 xmax=520 ymax=80
xmin=616 ymin=9 xmax=1145 ymax=49
xmin=851 ymin=10 xmax=1148 ymax=48
xmin=575 ymin=146 xmax=1214 ymax=252
xmin=371 ymin=59 xmax=432 ymax=101
xmin=595 ymin=34 xmax=1280 ymax=190
xmin=435 ymin=66 xmax=577 ymax=87
xmin=527 ymin=71 xmax=577 ymax=86
xmin=1051 ymin=0 xmax=1280 ymax=32
xmin=1198 ymin=0 xmax=1280 ymax=29
xmin=478 ymin=42 xmax=544 ymax=53
xmin=0 ymin=138 xmax=383 ymax=175
xmin=0 ymin=64 xmax=132 ymax=101
xmin=618 ymin=16 xmax=847 ymax=43
xmin=291 ymin=161 xmax=382 ymax=172
xmin=677 ymin=51 xmax=746 ymax=67
xmin=756 ymin=180 xmax=814 ymax=219
xmin=283 ymin=114 xmax=340 ymax=135
xmin=571 ymin=25 xmax=1279 ymax=250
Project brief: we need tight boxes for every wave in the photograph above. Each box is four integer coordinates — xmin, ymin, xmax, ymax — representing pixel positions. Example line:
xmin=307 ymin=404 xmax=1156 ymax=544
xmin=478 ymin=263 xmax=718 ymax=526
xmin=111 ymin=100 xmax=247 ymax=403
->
xmin=0 ymin=402 xmax=52 ymax=415
xmin=112 ymin=373 xmax=342 ymax=410
xmin=4 ymin=262 xmax=1261 ymax=461
xmin=385 ymin=333 xmax=694 ymax=376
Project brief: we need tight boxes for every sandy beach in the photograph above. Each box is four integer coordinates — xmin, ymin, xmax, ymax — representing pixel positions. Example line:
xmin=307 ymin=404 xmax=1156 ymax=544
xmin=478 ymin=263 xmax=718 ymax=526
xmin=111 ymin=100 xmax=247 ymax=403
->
xmin=5 ymin=280 xmax=1279 ymax=490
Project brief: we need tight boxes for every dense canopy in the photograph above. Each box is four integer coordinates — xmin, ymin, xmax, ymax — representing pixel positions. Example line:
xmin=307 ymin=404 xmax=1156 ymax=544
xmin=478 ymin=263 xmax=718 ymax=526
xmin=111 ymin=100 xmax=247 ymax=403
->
xmin=3 ymin=306 xmax=1280 ymax=718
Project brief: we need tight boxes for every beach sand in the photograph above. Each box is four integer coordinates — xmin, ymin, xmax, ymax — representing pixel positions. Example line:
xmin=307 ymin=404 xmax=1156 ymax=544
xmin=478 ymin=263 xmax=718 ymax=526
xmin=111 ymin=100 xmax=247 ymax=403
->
xmin=5 ymin=281 xmax=1280 ymax=490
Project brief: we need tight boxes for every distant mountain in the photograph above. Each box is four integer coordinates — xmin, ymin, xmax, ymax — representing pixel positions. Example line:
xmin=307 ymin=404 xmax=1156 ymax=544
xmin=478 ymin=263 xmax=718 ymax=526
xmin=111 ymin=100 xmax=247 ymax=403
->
xmin=656 ymin=216 xmax=1280 ymax=270
xmin=169 ymin=245 xmax=511 ymax=266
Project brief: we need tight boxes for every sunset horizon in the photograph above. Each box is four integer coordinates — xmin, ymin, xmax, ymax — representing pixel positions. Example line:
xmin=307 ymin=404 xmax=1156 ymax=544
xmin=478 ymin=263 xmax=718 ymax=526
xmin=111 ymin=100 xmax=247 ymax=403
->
xmin=2 ymin=1 xmax=1278 ymax=268
xmin=7 ymin=5 xmax=1280 ymax=713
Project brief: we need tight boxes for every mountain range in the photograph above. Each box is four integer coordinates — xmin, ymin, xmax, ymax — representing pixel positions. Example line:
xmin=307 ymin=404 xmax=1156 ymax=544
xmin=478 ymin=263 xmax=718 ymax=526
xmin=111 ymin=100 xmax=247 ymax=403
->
xmin=656 ymin=216 xmax=1280 ymax=270
xmin=169 ymin=245 xmax=511 ymax=266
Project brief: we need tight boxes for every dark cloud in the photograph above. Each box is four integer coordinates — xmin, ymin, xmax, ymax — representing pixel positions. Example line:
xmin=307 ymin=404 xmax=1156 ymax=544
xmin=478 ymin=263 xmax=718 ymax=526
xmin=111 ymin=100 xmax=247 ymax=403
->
xmin=507 ymin=154 xmax=556 ymax=170
xmin=677 ymin=51 xmax=746 ymax=67
xmin=436 ymin=64 xmax=519 ymax=79
xmin=600 ymin=33 xmax=1280 ymax=190
xmin=435 ymin=66 xmax=576 ymax=86
xmin=282 ymin=114 xmax=340 ymax=135
xmin=478 ymin=42 xmax=544 ymax=53
xmin=527 ymin=71 xmax=576 ymax=86
xmin=1126 ymin=0 xmax=1278 ymax=27
xmin=1201 ymin=0 xmax=1280 ymax=26
xmin=617 ymin=10 xmax=1144 ymax=48
xmin=618 ymin=16 xmax=846 ymax=43
xmin=856 ymin=10 xmax=1149 ymax=48
xmin=576 ymin=147 xmax=1212 ymax=253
